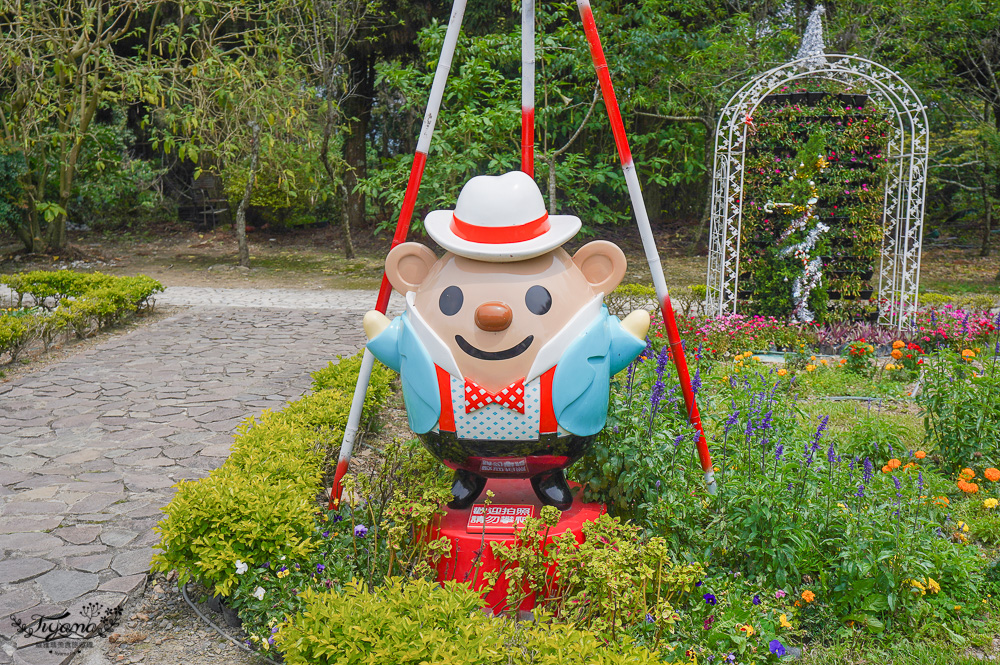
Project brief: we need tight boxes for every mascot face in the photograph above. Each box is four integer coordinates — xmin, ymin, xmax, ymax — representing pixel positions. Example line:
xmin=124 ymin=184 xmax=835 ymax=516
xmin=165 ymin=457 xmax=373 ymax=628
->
xmin=384 ymin=241 xmax=627 ymax=392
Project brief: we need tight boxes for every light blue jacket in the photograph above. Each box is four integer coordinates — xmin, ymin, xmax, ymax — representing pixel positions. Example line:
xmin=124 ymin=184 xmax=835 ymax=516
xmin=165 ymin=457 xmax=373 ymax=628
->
xmin=367 ymin=307 xmax=644 ymax=437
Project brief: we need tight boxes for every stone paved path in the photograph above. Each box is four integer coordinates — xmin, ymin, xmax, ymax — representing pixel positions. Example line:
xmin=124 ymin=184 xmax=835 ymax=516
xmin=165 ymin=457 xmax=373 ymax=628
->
xmin=0 ymin=287 xmax=400 ymax=664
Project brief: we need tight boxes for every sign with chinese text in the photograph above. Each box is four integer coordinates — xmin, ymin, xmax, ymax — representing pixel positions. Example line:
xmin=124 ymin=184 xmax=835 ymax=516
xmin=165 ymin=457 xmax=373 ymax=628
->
xmin=466 ymin=504 xmax=535 ymax=534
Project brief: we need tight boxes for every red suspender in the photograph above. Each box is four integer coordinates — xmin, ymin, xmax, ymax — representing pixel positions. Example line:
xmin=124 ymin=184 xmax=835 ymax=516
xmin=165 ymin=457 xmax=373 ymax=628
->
xmin=439 ymin=365 xmax=556 ymax=435
xmin=436 ymin=365 xmax=456 ymax=432
xmin=539 ymin=367 xmax=557 ymax=434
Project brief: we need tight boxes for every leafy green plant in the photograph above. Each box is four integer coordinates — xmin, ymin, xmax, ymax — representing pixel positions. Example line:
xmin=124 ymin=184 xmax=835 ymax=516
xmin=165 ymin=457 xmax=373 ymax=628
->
xmin=843 ymin=340 xmax=875 ymax=376
xmin=0 ymin=271 xmax=162 ymax=361
xmin=918 ymin=347 xmax=1000 ymax=471
xmin=488 ymin=511 xmax=704 ymax=647
xmin=275 ymin=578 xmax=662 ymax=665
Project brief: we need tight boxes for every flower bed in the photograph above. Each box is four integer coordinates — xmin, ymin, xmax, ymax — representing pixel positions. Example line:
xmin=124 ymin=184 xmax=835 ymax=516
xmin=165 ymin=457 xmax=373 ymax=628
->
xmin=153 ymin=323 xmax=1000 ymax=663
xmin=0 ymin=270 xmax=163 ymax=362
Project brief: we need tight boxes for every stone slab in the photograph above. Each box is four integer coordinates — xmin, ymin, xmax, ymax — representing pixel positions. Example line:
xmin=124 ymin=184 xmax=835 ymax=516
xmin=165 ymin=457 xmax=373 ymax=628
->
xmin=35 ymin=570 xmax=99 ymax=603
xmin=0 ymin=558 xmax=55 ymax=584
xmin=109 ymin=548 xmax=154 ymax=577
xmin=52 ymin=526 xmax=101 ymax=545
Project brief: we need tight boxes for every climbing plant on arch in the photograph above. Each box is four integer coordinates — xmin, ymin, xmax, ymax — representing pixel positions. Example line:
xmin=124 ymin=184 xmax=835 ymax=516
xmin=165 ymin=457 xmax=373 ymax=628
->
xmin=705 ymin=8 xmax=928 ymax=330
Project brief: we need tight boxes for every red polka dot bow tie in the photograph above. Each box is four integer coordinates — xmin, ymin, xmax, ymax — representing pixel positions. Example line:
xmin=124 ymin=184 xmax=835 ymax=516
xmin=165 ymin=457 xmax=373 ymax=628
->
xmin=464 ymin=378 xmax=526 ymax=414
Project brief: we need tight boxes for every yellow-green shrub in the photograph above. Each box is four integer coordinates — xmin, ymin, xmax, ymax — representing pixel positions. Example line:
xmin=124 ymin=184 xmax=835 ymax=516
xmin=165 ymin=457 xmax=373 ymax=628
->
xmin=0 ymin=314 xmax=30 ymax=360
xmin=0 ymin=271 xmax=163 ymax=345
xmin=152 ymin=353 xmax=393 ymax=596
xmin=275 ymin=578 xmax=662 ymax=665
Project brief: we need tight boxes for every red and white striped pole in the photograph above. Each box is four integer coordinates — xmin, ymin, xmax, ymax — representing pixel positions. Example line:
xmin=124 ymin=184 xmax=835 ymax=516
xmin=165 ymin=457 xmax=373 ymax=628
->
xmin=575 ymin=0 xmax=715 ymax=493
xmin=330 ymin=0 xmax=469 ymax=508
xmin=520 ymin=0 xmax=535 ymax=178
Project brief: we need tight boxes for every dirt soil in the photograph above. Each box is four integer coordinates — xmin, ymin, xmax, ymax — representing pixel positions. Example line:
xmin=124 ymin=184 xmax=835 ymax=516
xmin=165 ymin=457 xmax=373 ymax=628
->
xmin=3 ymin=222 xmax=995 ymax=297
xmin=0 ymin=221 xmax=719 ymax=294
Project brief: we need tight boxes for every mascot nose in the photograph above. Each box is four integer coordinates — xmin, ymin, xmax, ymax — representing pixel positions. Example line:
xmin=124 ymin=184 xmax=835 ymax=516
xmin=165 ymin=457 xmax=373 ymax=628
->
xmin=475 ymin=302 xmax=512 ymax=332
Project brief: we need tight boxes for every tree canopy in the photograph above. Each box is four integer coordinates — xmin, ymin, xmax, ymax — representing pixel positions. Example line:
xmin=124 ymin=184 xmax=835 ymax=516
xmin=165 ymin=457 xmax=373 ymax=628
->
xmin=0 ymin=0 xmax=996 ymax=256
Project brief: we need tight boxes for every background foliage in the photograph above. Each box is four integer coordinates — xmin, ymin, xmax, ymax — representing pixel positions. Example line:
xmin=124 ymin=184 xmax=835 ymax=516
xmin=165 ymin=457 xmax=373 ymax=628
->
xmin=1 ymin=0 xmax=997 ymax=258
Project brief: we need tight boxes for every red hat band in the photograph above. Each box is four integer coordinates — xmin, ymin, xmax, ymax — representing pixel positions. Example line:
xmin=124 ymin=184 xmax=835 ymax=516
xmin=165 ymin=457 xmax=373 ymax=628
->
xmin=450 ymin=212 xmax=550 ymax=244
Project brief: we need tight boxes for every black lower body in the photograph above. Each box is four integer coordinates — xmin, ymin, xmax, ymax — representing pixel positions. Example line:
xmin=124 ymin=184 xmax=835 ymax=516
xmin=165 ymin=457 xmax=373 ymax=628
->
xmin=418 ymin=430 xmax=594 ymax=511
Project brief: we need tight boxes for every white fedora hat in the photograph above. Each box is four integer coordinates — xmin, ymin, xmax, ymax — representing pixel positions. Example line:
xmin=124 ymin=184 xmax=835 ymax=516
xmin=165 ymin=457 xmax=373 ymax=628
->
xmin=424 ymin=171 xmax=581 ymax=262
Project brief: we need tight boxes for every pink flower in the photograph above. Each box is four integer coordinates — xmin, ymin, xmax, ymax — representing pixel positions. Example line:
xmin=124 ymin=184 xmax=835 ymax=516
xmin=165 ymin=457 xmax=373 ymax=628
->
xmin=775 ymin=590 xmax=787 ymax=599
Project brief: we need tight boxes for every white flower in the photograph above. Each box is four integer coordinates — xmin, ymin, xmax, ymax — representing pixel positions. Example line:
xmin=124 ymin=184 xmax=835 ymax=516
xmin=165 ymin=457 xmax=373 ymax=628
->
xmin=235 ymin=560 xmax=248 ymax=575
xmin=253 ymin=586 xmax=265 ymax=601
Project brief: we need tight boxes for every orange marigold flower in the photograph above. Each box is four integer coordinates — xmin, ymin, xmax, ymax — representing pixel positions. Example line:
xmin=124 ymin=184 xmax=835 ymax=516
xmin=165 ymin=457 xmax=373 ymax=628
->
xmin=969 ymin=483 xmax=980 ymax=493
xmin=888 ymin=458 xmax=902 ymax=470
xmin=934 ymin=496 xmax=950 ymax=506
xmin=915 ymin=451 xmax=926 ymax=459
xmin=960 ymin=468 xmax=975 ymax=480
xmin=892 ymin=340 xmax=905 ymax=349
xmin=801 ymin=590 xmax=816 ymax=603
xmin=882 ymin=465 xmax=891 ymax=474
xmin=891 ymin=349 xmax=903 ymax=359
xmin=985 ymin=468 xmax=1000 ymax=482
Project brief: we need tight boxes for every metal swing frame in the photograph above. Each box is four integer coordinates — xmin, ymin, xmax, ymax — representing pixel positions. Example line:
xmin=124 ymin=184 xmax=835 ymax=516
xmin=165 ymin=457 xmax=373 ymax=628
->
xmin=331 ymin=0 xmax=717 ymax=507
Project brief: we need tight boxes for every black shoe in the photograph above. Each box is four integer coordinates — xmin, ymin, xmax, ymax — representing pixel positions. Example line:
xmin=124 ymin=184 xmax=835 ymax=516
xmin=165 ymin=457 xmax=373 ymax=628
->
xmin=448 ymin=469 xmax=488 ymax=509
xmin=531 ymin=470 xmax=574 ymax=511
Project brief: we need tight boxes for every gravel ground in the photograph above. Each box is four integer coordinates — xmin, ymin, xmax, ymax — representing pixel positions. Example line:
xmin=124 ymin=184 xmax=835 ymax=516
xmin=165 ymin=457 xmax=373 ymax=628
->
xmin=75 ymin=574 xmax=267 ymax=665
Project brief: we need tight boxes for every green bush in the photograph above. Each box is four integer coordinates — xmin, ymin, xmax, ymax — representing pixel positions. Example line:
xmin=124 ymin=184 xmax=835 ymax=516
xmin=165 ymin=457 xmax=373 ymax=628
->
xmin=0 ymin=271 xmax=163 ymax=358
xmin=275 ymin=578 xmax=662 ymax=665
xmin=0 ymin=314 xmax=30 ymax=361
xmin=152 ymin=353 xmax=394 ymax=596
xmin=918 ymin=348 xmax=1000 ymax=471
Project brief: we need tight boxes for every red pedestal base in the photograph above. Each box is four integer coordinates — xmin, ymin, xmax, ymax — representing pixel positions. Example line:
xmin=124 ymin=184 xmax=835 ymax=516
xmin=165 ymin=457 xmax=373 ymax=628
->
xmin=434 ymin=478 xmax=605 ymax=613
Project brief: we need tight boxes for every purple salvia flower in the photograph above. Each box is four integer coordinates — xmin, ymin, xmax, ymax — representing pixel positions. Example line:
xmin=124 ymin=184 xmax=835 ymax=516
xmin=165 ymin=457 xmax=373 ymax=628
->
xmin=918 ymin=470 xmax=924 ymax=491
xmin=650 ymin=379 xmax=665 ymax=413
xmin=863 ymin=457 xmax=874 ymax=483
xmin=674 ymin=433 xmax=685 ymax=448
xmin=811 ymin=415 xmax=830 ymax=451
xmin=656 ymin=345 xmax=670 ymax=377
xmin=892 ymin=475 xmax=901 ymax=490
xmin=692 ymin=367 xmax=702 ymax=395
xmin=724 ymin=408 xmax=740 ymax=435
xmin=855 ymin=484 xmax=865 ymax=498
xmin=775 ymin=443 xmax=784 ymax=461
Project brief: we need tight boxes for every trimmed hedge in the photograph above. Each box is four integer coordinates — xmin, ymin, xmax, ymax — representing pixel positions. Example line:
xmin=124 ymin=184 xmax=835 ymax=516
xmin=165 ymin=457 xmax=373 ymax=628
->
xmin=276 ymin=578 xmax=662 ymax=665
xmin=152 ymin=352 xmax=395 ymax=596
xmin=0 ymin=270 xmax=163 ymax=361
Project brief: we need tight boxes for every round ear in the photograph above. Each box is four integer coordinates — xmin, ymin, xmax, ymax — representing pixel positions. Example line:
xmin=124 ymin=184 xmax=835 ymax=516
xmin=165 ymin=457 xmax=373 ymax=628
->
xmin=572 ymin=240 xmax=627 ymax=295
xmin=385 ymin=242 xmax=438 ymax=294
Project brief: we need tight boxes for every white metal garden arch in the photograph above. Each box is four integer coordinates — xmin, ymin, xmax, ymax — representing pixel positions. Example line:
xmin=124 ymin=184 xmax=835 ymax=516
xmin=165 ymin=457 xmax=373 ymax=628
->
xmin=705 ymin=6 xmax=928 ymax=330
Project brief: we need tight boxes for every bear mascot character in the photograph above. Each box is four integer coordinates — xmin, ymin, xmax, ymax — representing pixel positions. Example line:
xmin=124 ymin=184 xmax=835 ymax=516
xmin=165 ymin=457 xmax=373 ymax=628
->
xmin=364 ymin=171 xmax=649 ymax=510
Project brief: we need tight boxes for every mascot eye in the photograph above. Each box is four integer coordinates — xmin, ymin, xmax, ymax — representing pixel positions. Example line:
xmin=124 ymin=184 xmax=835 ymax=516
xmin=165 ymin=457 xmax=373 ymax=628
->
xmin=439 ymin=286 xmax=464 ymax=316
xmin=525 ymin=285 xmax=552 ymax=315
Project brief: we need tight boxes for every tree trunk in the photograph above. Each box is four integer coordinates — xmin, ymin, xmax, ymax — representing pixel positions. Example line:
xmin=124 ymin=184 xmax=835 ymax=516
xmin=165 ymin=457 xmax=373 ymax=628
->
xmin=547 ymin=156 xmax=557 ymax=214
xmin=982 ymin=192 xmax=993 ymax=257
xmin=235 ymin=123 xmax=261 ymax=268
xmin=692 ymin=120 xmax=716 ymax=249
xmin=342 ymin=51 xmax=374 ymax=234
xmin=319 ymin=97 xmax=355 ymax=259
xmin=15 ymin=210 xmax=42 ymax=254
xmin=47 ymin=159 xmax=74 ymax=251
xmin=339 ymin=182 xmax=356 ymax=258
